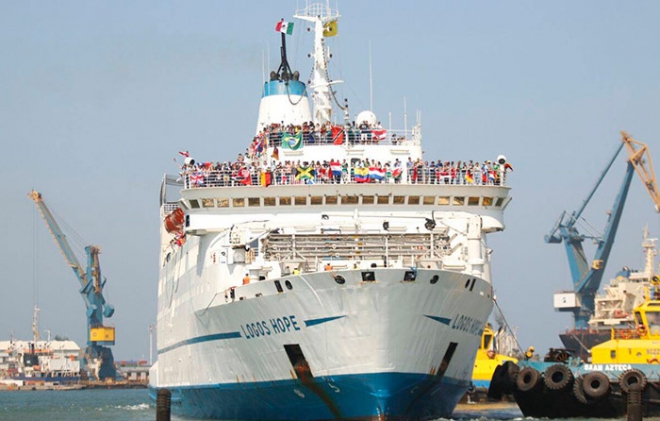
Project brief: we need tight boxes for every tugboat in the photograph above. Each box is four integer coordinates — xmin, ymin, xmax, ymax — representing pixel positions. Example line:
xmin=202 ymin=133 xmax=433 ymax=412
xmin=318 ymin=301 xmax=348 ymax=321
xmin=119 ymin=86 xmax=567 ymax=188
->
xmin=489 ymin=270 xmax=660 ymax=418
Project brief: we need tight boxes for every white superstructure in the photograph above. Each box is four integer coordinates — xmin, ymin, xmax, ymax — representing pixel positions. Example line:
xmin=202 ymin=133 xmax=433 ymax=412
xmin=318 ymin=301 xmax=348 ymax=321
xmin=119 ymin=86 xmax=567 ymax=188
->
xmin=150 ymin=3 xmax=513 ymax=420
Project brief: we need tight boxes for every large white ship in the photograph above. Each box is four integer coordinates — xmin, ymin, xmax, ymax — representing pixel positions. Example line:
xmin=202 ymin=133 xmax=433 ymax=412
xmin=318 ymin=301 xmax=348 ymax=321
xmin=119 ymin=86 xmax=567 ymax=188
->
xmin=149 ymin=3 xmax=513 ymax=420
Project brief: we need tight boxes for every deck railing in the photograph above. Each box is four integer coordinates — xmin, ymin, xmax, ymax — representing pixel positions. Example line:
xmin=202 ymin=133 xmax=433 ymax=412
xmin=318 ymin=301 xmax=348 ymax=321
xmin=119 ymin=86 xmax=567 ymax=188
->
xmin=181 ymin=167 xmax=510 ymax=189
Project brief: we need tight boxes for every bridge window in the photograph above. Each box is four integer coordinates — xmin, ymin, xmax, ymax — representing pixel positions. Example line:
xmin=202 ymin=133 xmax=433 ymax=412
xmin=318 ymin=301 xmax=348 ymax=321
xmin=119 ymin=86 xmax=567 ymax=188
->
xmin=377 ymin=195 xmax=390 ymax=205
xmin=482 ymin=197 xmax=493 ymax=206
xmin=202 ymin=198 xmax=215 ymax=208
xmin=248 ymin=197 xmax=260 ymax=207
xmin=264 ymin=197 xmax=276 ymax=206
xmin=423 ymin=196 xmax=435 ymax=205
xmin=280 ymin=197 xmax=291 ymax=206
xmin=437 ymin=197 xmax=450 ymax=206
xmin=232 ymin=198 xmax=245 ymax=207
xmin=325 ymin=195 xmax=338 ymax=205
xmin=468 ymin=197 xmax=479 ymax=206
xmin=295 ymin=196 xmax=307 ymax=206
xmin=189 ymin=200 xmax=200 ymax=209
xmin=393 ymin=196 xmax=405 ymax=204
xmin=217 ymin=198 xmax=229 ymax=208
xmin=408 ymin=196 xmax=420 ymax=205
xmin=343 ymin=195 xmax=358 ymax=205
xmin=362 ymin=195 xmax=374 ymax=205
xmin=495 ymin=197 xmax=504 ymax=207
xmin=452 ymin=197 xmax=465 ymax=206
xmin=310 ymin=196 xmax=323 ymax=205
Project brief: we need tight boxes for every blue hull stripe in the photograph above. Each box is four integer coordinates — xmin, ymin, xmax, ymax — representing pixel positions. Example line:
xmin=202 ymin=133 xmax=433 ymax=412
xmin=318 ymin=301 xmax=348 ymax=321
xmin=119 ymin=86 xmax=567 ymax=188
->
xmin=158 ymin=331 xmax=242 ymax=355
xmin=150 ymin=372 xmax=468 ymax=420
xmin=304 ymin=315 xmax=345 ymax=327
xmin=424 ymin=315 xmax=451 ymax=325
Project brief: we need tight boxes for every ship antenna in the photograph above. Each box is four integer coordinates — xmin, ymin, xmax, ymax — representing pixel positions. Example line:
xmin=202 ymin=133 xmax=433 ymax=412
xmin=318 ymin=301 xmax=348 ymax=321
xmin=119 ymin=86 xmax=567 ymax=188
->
xmin=294 ymin=1 xmax=341 ymax=126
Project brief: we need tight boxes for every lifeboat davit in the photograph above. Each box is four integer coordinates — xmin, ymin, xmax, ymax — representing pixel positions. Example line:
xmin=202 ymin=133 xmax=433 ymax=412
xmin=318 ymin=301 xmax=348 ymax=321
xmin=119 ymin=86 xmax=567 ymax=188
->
xmin=164 ymin=208 xmax=185 ymax=233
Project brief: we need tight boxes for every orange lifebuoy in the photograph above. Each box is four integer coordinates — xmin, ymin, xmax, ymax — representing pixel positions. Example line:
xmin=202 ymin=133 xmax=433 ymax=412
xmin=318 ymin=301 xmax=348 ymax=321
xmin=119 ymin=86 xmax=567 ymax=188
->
xmin=620 ymin=330 xmax=632 ymax=339
xmin=637 ymin=325 xmax=647 ymax=336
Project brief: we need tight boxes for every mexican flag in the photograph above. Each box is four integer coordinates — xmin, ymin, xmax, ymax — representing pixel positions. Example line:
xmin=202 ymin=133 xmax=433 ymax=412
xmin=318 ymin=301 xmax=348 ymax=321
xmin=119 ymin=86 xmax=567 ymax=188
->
xmin=275 ymin=20 xmax=294 ymax=35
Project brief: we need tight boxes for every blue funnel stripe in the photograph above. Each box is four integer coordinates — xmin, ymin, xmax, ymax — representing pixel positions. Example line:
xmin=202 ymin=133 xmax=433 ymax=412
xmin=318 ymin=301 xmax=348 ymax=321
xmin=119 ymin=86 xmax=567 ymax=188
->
xmin=262 ymin=80 xmax=307 ymax=98
xmin=304 ymin=315 xmax=345 ymax=327
xmin=158 ymin=331 xmax=242 ymax=355
xmin=424 ymin=315 xmax=451 ymax=326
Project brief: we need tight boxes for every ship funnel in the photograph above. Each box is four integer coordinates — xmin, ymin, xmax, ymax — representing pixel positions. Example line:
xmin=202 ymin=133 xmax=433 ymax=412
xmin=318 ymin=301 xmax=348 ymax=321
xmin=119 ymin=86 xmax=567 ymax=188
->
xmin=256 ymin=25 xmax=312 ymax=134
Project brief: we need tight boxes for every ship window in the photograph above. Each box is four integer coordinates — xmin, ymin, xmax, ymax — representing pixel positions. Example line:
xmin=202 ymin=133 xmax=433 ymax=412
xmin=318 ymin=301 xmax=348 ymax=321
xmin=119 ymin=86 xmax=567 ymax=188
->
xmin=285 ymin=280 xmax=293 ymax=290
xmin=468 ymin=197 xmax=480 ymax=206
xmin=280 ymin=197 xmax=291 ymax=206
xmin=310 ymin=196 xmax=323 ymax=205
xmin=403 ymin=271 xmax=416 ymax=282
xmin=274 ymin=280 xmax=283 ymax=293
xmin=202 ymin=198 xmax=215 ymax=208
xmin=343 ymin=195 xmax=358 ymax=205
xmin=483 ymin=197 xmax=493 ymax=206
xmin=495 ymin=197 xmax=504 ymax=207
xmin=295 ymin=196 xmax=307 ymax=206
xmin=483 ymin=333 xmax=493 ymax=349
xmin=408 ymin=196 xmax=420 ymax=205
xmin=393 ymin=196 xmax=405 ymax=204
xmin=362 ymin=195 xmax=375 ymax=205
xmin=452 ymin=197 xmax=465 ymax=206
xmin=325 ymin=195 xmax=338 ymax=205
xmin=362 ymin=271 xmax=376 ymax=282
xmin=437 ymin=196 xmax=450 ymax=206
xmin=264 ymin=197 xmax=276 ymax=206
xmin=189 ymin=200 xmax=200 ymax=209
xmin=232 ymin=198 xmax=245 ymax=207
xmin=423 ymin=196 xmax=435 ymax=205
xmin=217 ymin=198 xmax=229 ymax=208
xmin=377 ymin=195 xmax=390 ymax=205
xmin=248 ymin=197 xmax=260 ymax=207
xmin=610 ymin=350 xmax=616 ymax=359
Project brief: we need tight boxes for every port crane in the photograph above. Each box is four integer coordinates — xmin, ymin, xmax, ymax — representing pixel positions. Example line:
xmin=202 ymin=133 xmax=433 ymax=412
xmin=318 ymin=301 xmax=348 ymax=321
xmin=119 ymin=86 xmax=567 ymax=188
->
xmin=29 ymin=190 xmax=117 ymax=380
xmin=545 ymin=132 xmax=659 ymax=330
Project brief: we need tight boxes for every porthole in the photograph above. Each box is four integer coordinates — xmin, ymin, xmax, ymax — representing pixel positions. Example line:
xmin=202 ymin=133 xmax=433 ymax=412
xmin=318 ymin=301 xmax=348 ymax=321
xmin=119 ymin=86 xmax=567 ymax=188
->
xmin=430 ymin=275 xmax=439 ymax=284
xmin=464 ymin=279 xmax=470 ymax=288
xmin=285 ymin=280 xmax=293 ymax=290
xmin=334 ymin=275 xmax=346 ymax=285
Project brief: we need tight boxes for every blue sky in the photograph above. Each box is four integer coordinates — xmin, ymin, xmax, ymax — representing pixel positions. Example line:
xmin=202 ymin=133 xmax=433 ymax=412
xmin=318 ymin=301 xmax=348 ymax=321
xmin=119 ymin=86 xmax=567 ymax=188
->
xmin=1 ymin=1 xmax=659 ymax=361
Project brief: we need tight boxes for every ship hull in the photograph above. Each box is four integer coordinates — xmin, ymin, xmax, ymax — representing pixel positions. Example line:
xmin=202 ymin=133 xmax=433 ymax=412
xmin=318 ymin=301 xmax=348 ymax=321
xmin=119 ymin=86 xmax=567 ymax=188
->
xmin=150 ymin=372 xmax=466 ymax=421
xmin=151 ymin=268 xmax=493 ymax=420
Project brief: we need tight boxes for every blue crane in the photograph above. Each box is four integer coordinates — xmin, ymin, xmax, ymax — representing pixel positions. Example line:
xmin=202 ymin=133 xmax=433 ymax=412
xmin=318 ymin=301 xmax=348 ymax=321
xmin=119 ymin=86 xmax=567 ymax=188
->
xmin=545 ymin=132 xmax=660 ymax=330
xmin=29 ymin=190 xmax=117 ymax=380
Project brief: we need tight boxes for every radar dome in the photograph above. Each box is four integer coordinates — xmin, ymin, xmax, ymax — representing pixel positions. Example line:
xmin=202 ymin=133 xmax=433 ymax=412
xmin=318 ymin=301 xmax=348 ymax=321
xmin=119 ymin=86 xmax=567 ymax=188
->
xmin=356 ymin=110 xmax=377 ymax=126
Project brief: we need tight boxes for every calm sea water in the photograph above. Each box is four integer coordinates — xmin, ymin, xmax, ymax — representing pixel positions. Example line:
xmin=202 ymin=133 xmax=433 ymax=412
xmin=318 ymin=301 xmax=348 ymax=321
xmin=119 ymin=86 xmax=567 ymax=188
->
xmin=0 ymin=389 xmax=573 ymax=421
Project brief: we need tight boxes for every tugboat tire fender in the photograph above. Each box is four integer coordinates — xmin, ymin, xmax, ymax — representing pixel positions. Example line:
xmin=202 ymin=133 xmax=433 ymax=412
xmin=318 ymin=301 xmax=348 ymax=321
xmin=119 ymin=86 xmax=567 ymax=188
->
xmin=619 ymin=369 xmax=647 ymax=393
xmin=516 ymin=367 xmax=541 ymax=392
xmin=572 ymin=375 xmax=590 ymax=404
xmin=543 ymin=364 xmax=573 ymax=391
xmin=505 ymin=361 xmax=520 ymax=384
xmin=582 ymin=371 xmax=610 ymax=399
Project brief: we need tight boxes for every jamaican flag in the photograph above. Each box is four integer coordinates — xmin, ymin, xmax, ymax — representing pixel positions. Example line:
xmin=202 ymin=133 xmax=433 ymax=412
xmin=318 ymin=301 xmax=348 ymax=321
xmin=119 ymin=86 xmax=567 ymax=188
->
xmin=296 ymin=164 xmax=314 ymax=182
xmin=282 ymin=131 xmax=303 ymax=150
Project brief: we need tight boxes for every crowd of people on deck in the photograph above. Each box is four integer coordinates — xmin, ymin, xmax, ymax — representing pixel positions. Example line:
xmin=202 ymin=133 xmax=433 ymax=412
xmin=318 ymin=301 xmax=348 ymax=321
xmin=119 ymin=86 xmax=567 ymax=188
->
xmin=178 ymin=151 xmax=513 ymax=187
xmin=246 ymin=120 xmax=403 ymax=158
